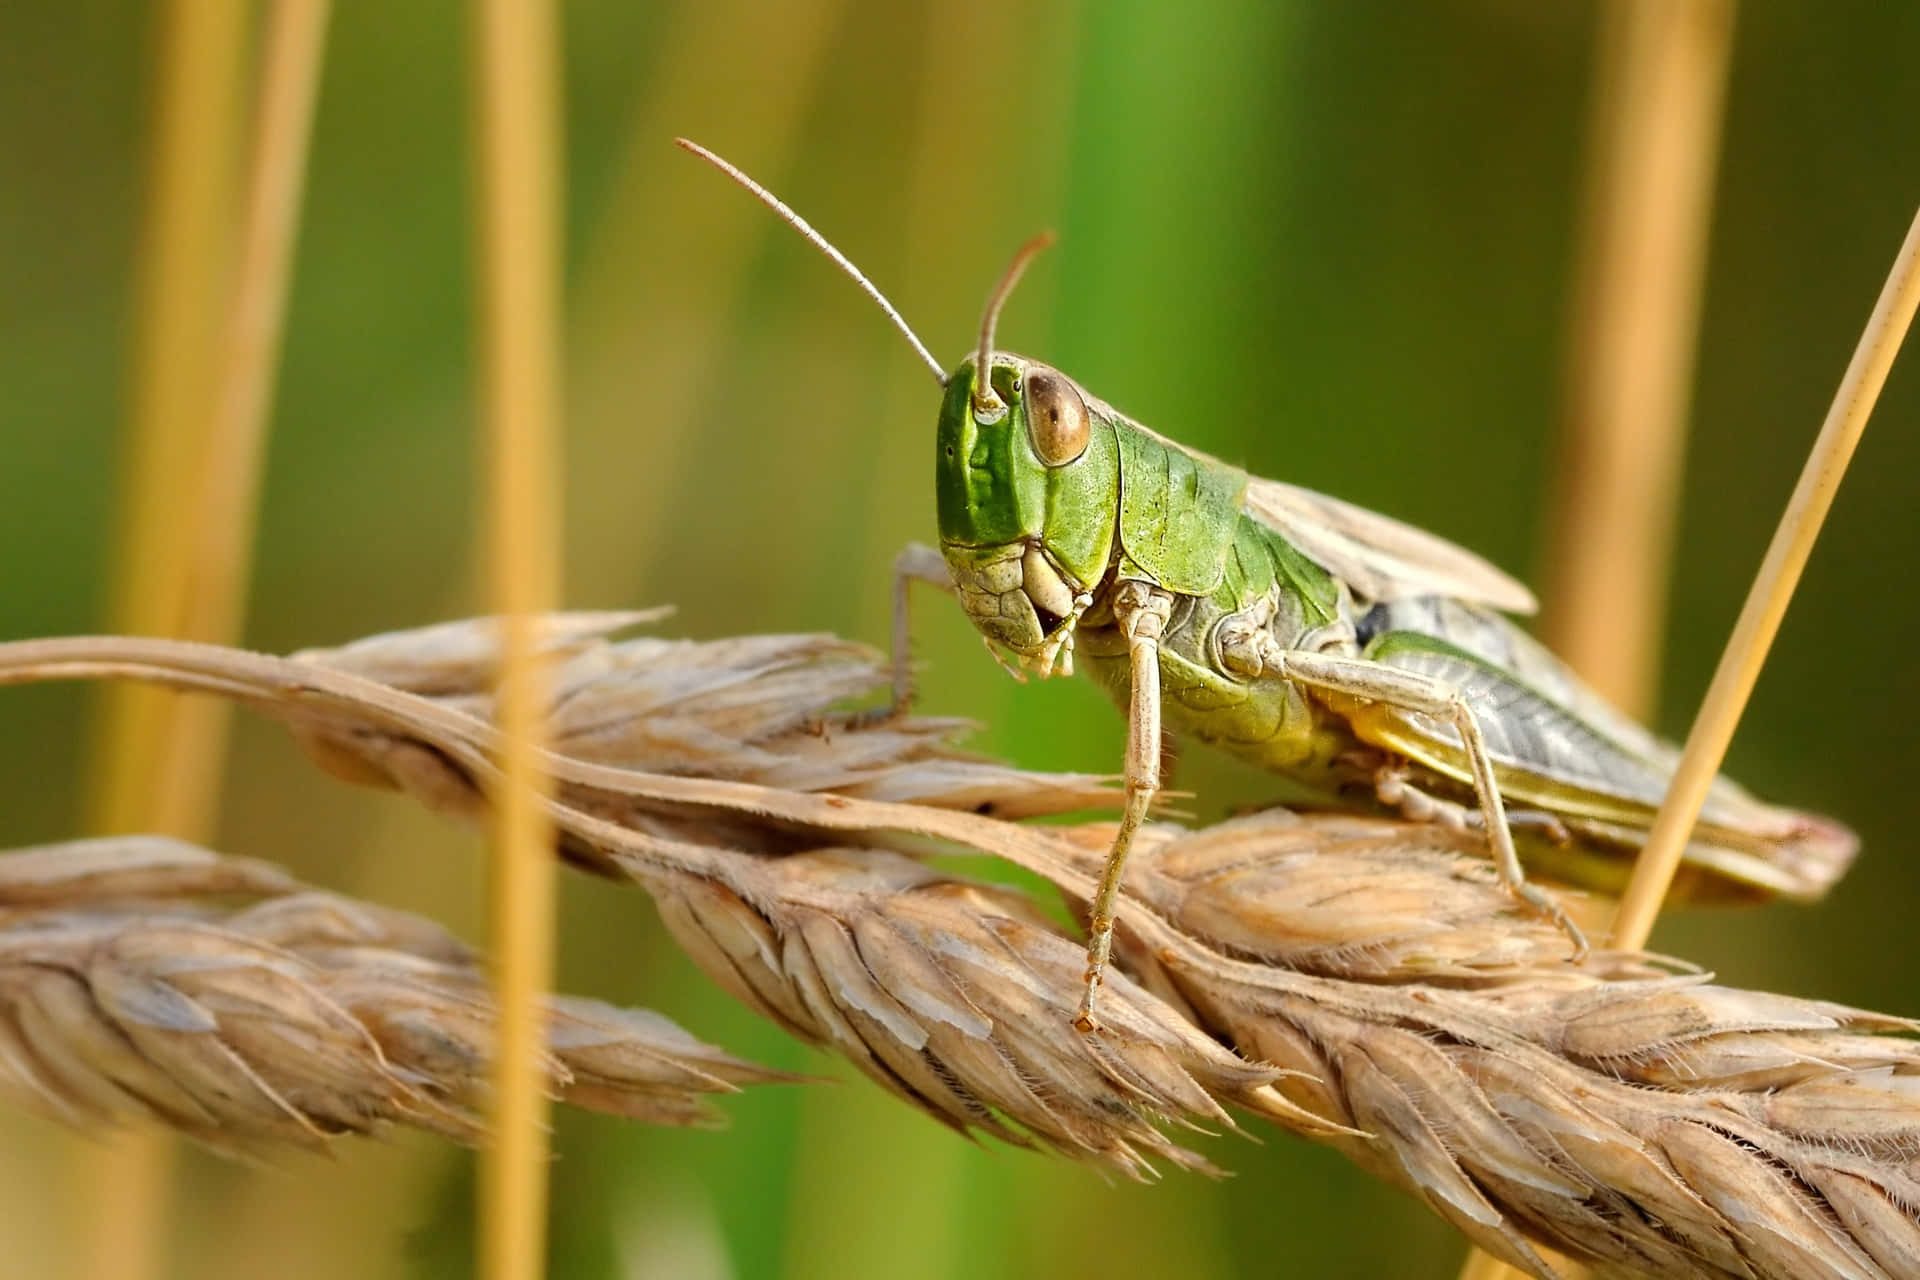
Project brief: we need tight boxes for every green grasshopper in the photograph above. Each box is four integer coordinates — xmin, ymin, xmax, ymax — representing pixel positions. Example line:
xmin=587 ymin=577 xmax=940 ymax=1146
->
xmin=678 ymin=140 xmax=1857 ymax=1031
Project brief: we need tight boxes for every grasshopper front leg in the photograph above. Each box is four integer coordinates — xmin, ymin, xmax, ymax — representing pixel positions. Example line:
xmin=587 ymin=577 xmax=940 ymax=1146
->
xmin=1276 ymin=649 xmax=1589 ymax=959
xmin=1075 ymin=579 xmax=1175 ymax=1033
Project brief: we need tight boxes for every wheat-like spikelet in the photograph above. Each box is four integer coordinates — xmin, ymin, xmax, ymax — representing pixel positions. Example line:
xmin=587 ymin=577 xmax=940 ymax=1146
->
xmin=1098 ymin=814 xmax=1920 ymax=1278
xmin=0 ymin=616 xmax=1915 ymax=1277
xmin=0 ymin=834 xmax=791 ymax=1155
xmin=288 ymin=611 xmax=1116 ymax=827
xmin=636 ymin=846 xmax=1322 ymax=1177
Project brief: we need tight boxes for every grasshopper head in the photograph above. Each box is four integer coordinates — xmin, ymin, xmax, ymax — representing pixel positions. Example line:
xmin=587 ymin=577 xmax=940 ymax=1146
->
xmin=672 ymin=143 xmax=1107 ymax=668
xmin=934 ymin=353 xmax=1119 ymax=668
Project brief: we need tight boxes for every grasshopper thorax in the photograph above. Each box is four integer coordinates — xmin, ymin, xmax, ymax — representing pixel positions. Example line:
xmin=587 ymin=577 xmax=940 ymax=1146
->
xmin=935 ymin=353 xmax=1120 ymax=667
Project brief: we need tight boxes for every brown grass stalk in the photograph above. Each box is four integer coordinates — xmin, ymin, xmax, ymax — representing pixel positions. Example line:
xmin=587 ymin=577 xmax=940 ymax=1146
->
xmin=1611 ymin=205 xmax=1920 ymax=949
xmin=470 ymin=1 xmax=565 ymax=1277
xmin=0 ymin=835 xmax=790 ymax=1149
xmin=0 ymin=617 xmax=1914 ymax=1277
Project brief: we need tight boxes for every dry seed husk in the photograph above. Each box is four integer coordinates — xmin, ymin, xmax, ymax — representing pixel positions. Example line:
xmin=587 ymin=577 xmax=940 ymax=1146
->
xmin=1103 ymin=812 xmax=1920 ymax=1279
xmin=632 ymin=846 xmax=1317 ymax=1178
xmin=291 ymin=614 xmax=1118 ymax=829
xmin=0 ymin=835 xmax=297 ymax=918
xmin=0 ymin=836 xmax=792 ymax=1154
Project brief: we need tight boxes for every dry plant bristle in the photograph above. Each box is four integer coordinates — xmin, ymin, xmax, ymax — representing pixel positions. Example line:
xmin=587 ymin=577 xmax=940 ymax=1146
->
xmin=0 ymin=835 xmax=792 ymax=1155
xmin=0 ymin=618 xmax=1916 ymax=1277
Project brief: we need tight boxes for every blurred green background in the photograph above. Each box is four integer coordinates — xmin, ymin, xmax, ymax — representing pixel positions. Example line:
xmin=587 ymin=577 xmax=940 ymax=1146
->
xmin=3 ymin=2 xmax=1920 ymax=1276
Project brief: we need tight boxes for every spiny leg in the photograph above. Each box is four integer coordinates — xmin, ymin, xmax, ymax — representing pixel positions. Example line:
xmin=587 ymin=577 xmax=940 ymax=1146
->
xmin=1075 ymin=580 xmax=1174 ymax=1033
xmin=1375 ymin=765 xmax=1571 ymax=844
xmin=1373 ymin=763 xmax=1474 ymax=831
xmin=1278 ymin=649 xmax=1589 ymax=959
xmin=854 ymin=542 xmax=954 ymax=726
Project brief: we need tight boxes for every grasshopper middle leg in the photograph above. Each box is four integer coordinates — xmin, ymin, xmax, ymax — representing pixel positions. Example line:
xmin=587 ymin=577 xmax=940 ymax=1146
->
xmin=1075 ymin=579 xmax=1175 ymax=1033
xmin=1276 ymin=649 xmax=1589 ymax=959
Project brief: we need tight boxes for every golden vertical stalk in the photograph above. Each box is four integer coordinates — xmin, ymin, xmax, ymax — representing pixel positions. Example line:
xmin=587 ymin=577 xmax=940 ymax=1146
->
xmin=472 ymin=2 xmax=564 ymax=1278
xmin=175 ymin=4 xmax=334 ymax=1274
xmin=83 ymin=11 xmax=245 ymax=839
xmin=1470 ymin=4 xmax=1733 ymax=1277
xmin=71 ymin=4 xmax=248 ymax=1278
xmin=1611 ymin=205 xmax=1920 ymax=948
xmin=1539 ymin=0 xmax=1735 ymax=719
xmin=1457 ymin=1249 xmax=1521 ymax=1280
xmin=158 ymin=0 xmax=332 ymax=836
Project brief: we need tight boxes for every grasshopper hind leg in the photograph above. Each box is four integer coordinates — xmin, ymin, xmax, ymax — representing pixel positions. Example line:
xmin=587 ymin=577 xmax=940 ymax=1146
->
xmin=1278 ymin=649 xmax=1590 ymax=959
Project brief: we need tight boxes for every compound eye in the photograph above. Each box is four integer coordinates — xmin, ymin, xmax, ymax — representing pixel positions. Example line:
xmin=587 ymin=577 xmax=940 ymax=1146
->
xmin=1024 ymin=367 xmax=1090 ymax=466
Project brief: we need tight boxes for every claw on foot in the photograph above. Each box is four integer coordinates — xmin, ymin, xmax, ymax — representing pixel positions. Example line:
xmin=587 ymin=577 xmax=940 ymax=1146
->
xmin=1515 ymin=882 xmax=1589 ymax=962
xmin=845 ymin=699 xmax=909 ymax=730
xmin=981 ymin=636 xmax=1029 ymax=683
xmin=1073 ymin=970 xmax=1103 ymax=1033
xmin=1534 ymin=814 xmax=1573 ymax=846
xmin=1372 ymin=765 xmax=1472 ymax=833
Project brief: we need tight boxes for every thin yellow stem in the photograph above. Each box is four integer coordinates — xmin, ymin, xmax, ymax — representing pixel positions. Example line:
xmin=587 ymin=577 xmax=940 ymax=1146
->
xmin=71 ymin=4 xmax=248 ymax=1279
xmin=1457 ymin=1251 xmax=1520 ymax=1280
xmin=1611 ymin=204 xmax=1920 ymax=949
xmin=472 ymin=2 xmax=564 ymax=1279
xmin=156 ymin=0 xmax=331 ymax=837
xmin=84 ymin=8 xmax=245 ymax=832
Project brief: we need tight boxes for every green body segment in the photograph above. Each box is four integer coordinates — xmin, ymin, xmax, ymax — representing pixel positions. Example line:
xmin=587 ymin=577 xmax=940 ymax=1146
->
xmin=1111 ymin=424 xmax=1245 ymax=595
xmin=1076 ymin=538 xmax=1349 ymax=779
xmin=1218 ymin=505 xmax=1342 ymax=629
xmin=935 ymin=367 xmax=1117 ymax=591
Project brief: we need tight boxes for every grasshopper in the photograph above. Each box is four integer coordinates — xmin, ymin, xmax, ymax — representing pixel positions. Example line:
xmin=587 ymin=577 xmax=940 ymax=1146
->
xmin=679 ymin=140 xmax=1858 ymax=1031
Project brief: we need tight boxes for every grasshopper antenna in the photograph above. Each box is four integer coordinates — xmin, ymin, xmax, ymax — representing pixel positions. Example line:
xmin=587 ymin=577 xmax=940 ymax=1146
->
xmin=970 ymin=230 xmax=1057 ymax=422
xmin=675 ymin=138 xmax=947 ymax=386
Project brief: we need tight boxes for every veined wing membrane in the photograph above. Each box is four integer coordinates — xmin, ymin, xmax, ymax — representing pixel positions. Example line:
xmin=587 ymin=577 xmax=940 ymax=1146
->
xmin=1241 ymin=475 xmax=1538 ymax=614
xmin=1339 ymin=632 xmax=1783 ymax=836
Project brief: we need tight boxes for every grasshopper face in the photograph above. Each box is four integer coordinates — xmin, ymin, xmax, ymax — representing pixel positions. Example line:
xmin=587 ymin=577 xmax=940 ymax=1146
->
xmin=935 ymin=355 xmax=1120 ymax=672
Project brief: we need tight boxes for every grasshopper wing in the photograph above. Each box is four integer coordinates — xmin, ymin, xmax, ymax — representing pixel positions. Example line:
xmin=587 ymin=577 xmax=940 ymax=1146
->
xmin=1241 ymin=476 xmax=1538 ymax=614
xmin=1340 ymin=630 xmax=1858 ymax=902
